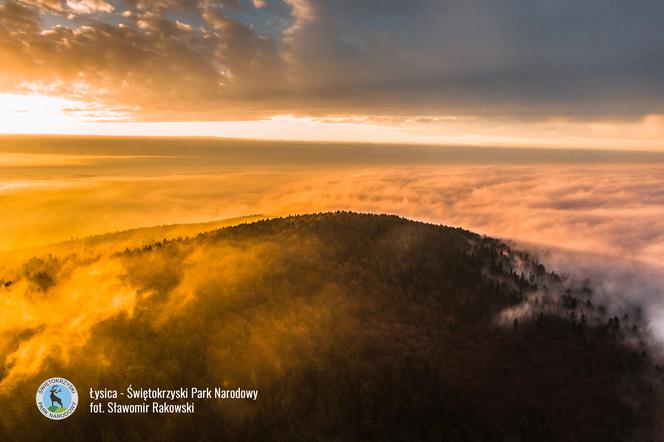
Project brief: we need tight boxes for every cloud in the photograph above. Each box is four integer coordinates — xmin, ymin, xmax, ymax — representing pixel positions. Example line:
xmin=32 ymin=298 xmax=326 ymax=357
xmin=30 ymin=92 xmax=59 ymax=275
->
xmin=256 ymin=165 xmax=664 ymax=268
xmin=66 ymin=0 xmax=114 ymax=14
xmin=0 ymin=0 xmax=662 ymax=120
xmin=1 ymin=145 xmax=662 ymax=269
xmin=513 ymin=244 xmax=664 ymax=345
xmin=2 ymin=154 xmax=664 ymax=386
xmin=18 ymin=0 xmax=63 ymax=12
xmin=0 ymin=0 xmax=286 ymax=119
xmin=0 ymin=256 xmax=143 ymax=391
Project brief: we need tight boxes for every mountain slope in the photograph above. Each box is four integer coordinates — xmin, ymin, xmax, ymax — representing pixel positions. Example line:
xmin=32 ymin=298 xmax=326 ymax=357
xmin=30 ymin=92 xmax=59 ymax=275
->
xmin=0 ymin=214 xmax=266 ymax=260
xmin=0 ymin=213 xmax=659 ymax=441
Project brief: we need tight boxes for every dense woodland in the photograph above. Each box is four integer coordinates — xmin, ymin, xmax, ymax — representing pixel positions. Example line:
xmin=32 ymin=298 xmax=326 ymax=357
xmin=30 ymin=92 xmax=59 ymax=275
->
xmin=0 ymin=212 xmax=661 ymax=441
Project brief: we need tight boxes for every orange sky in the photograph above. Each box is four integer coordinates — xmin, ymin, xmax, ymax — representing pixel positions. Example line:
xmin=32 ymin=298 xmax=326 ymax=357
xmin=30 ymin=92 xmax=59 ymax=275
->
xmin=1 ymin=93 xmax=663 ymax=149
xmin=1 ymin=1 xmax=663 ymax=149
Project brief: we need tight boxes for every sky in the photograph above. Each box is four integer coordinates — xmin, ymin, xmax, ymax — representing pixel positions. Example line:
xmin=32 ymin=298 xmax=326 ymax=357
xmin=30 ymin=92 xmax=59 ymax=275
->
xmin=0 ymin=0 xmax=663 ymax=147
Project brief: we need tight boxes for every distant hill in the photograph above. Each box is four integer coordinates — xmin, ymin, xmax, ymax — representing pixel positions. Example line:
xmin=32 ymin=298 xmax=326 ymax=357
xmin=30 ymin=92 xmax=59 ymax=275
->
xmin=0 ymin=214 xmax=266 ymax=262
xmin=0 ymin=213 xmax=660 ymax=441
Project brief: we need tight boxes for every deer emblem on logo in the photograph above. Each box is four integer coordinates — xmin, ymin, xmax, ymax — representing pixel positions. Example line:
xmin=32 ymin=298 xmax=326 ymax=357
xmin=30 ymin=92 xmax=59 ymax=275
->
xmin=37 ymin=377 xmax=78 ymax=419
xmin=49 ymin=386 xmax=64 ymax=409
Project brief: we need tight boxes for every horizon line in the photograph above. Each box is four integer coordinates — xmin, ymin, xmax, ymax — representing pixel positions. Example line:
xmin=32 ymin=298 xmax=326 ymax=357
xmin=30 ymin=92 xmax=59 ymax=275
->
xmin=1 ymin=133 xmax=663 ymax=155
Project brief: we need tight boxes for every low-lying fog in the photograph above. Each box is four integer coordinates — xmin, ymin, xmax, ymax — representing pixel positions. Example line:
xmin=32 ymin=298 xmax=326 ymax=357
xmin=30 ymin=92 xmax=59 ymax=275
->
xmin=2 ymin=136 xmax=663 ymax=339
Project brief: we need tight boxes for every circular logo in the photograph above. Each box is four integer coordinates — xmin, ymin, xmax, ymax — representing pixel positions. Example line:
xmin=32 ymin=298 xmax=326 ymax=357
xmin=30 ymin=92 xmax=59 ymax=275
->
xmin=36 ymin=377 xmax=78 ymax=420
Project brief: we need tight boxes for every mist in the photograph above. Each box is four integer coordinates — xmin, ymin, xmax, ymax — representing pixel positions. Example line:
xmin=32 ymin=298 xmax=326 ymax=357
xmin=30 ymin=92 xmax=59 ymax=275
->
xmin=2 ymin=137 xmax=664 ymax=364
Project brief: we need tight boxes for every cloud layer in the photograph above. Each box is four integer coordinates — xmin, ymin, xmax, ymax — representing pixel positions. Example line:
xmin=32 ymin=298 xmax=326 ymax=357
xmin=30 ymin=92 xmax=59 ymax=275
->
xmin=2 ymin=149 xmax=663 ymax=269
xmin=265 ymin=165 xmax=664 ymax=267
xmin=0 ymin=0 xmax=663 ymax=120
xmin=3 ymin=148 xmax=664 ymax=379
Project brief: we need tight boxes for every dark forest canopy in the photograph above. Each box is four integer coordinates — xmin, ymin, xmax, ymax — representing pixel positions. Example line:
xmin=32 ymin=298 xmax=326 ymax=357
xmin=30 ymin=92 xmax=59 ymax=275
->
xmin=0 ymin=212 xmax=661 ymax=441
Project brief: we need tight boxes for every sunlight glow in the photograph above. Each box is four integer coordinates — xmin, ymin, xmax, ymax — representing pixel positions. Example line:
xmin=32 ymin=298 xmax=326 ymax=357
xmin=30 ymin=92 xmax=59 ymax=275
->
xmin=0 ymin=93 xmax=127 ymax=133
xmin=1 ymin=94 xmax=664 ymax=150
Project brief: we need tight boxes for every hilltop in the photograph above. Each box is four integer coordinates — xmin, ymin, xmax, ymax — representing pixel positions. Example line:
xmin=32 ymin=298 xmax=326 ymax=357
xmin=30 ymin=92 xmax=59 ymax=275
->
xmin=0 ymin=212 xmax=660 ymax=441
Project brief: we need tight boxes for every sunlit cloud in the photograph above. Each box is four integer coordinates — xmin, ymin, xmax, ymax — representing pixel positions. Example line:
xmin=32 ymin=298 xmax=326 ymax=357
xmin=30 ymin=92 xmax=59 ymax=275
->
xmin=0 ymin=0 xmax=662 ymax=144
xmin=0 ymin=255 xmax=143 ymax=391
xmin=1 ymin=151 xmax=662 ymax=267
xmin=1 ymin=151 xmax=663 ymax=390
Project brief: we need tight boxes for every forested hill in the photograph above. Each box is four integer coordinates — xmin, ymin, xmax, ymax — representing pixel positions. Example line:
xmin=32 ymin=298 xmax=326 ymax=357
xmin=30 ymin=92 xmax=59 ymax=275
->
xmin=0 ymin=212 xmax=660 ymax=441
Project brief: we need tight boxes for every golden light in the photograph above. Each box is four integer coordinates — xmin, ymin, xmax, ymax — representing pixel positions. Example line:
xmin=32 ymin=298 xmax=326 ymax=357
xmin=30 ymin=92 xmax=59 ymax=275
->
xmin=1 ymin=93 xmax=663 ymax=150
xmin=0 ymin=93 xmax=125 ymax=134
